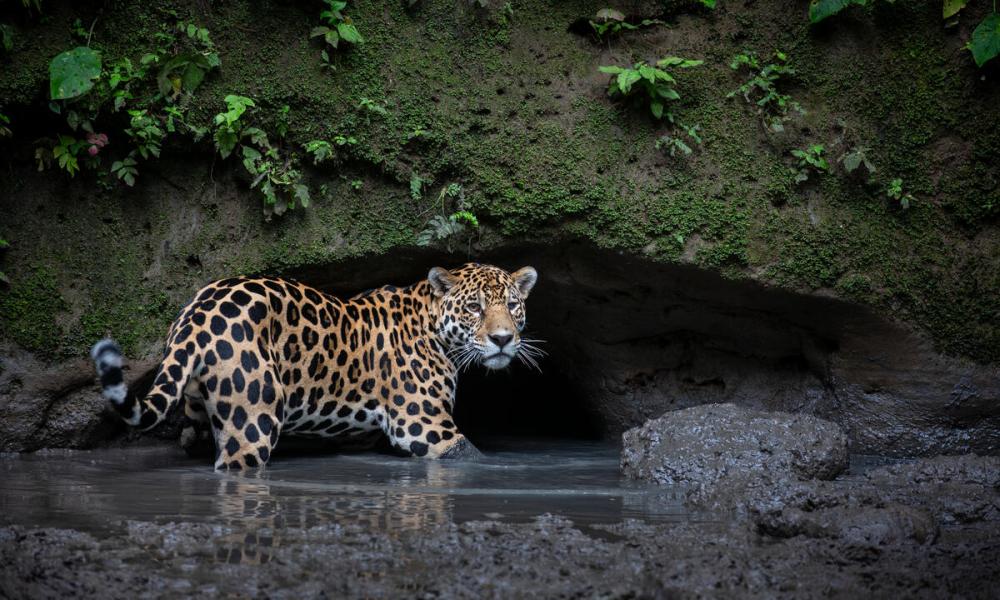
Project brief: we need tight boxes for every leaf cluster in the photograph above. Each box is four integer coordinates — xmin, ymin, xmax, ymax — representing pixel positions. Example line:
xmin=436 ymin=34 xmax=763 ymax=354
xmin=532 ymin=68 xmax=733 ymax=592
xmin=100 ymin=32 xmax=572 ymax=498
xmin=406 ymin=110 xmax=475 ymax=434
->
xmin=886 ymin=177 xmax=915 ymax=210
xmin=303 ymin=136 xmax=357 ymax=165
xmin=211 ymin=99 xmax=313 ymax=218
xmin=598 ymin=56 xmax=703 ymax=119
xmin=588 ymin=9 xmax=663 ymax=40
xmin=38 ymin=19 xmax=221 ymax=187
xmin=416 ymin=184 xmax=479 ymax=251
xmin=790 ymin=143 xmax=829 ymax=184
xmin=312 ymin=0 xmax=363 ymax=68
xmin=728 ymin=51 xmax=803 ymax=132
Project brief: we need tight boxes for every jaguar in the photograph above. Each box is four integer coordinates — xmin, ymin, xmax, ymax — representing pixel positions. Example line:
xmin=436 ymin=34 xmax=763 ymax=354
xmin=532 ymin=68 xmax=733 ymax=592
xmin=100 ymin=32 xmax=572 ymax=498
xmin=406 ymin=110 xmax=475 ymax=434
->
xmin=91 ymin=263 xmax=540 ymax=469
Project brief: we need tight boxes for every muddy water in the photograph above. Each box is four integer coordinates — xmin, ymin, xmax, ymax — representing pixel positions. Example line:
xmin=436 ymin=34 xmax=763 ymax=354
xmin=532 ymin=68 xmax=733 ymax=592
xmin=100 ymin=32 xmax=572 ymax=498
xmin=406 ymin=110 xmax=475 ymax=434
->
xmin=0 ymin=440 xmax=692 ymax=544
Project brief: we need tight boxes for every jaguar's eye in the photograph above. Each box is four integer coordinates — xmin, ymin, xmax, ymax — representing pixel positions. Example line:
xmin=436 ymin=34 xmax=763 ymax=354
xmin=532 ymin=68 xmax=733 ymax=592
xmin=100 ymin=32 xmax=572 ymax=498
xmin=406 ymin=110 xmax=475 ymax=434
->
xmin=507 ymin=301 xmax=518 ymax=310
xmin=466 ymin=302 xmax=481 ymax=314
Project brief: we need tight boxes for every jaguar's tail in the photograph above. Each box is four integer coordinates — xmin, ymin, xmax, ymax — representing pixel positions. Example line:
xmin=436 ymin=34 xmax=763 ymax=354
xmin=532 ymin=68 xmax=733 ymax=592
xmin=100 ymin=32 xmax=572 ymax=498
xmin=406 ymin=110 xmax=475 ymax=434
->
xmin=91 ymin=338 xmax=195 ymax=430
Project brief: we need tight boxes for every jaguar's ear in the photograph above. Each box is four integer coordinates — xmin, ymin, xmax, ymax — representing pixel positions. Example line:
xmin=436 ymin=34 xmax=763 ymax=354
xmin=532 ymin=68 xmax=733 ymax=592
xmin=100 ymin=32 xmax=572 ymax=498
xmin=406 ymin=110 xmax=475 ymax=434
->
xmin=428 ymin=267 xmax=458 ymax=297
xmin=512 ymin=266 xmax=538 ymax=299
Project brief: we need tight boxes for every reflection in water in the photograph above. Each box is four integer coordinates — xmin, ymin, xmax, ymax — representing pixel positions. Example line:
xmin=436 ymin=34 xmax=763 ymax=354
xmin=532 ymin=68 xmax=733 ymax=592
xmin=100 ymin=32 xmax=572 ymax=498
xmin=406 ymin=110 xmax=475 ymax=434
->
xmin=0 ymin=440 xmax=690 ymax=565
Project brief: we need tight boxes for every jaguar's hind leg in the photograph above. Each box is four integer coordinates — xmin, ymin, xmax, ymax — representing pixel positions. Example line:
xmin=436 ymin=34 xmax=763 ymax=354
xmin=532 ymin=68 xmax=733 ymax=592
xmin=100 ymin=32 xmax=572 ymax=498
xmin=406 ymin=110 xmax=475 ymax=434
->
xmin=206 ymin=370 xmax=285 ymax=470
xmin=180 ymin=389 xmax=213 ymax=457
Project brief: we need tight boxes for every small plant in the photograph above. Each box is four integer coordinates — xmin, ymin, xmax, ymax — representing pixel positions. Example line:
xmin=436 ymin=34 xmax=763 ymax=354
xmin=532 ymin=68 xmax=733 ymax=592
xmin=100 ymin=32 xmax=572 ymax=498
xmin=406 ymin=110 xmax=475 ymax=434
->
xmin=0 ymin=112 xmax=10 ymax=138
xmin=410 ymin=173 xmax=424 ymax=200
xmin=111 ymin=155 xmax=139 ymax=186
xmin=212 ymin=95 xmax=312 ymax=217
xmin=656 ymin=123 xmax=703 ymax=157
xmin=416 ymin=184 xmax=479 ymax=251
xmin=41 ymin=135 xmax=88 ymax=176
xmin=598 ymin=56 xmax=703 ymax=120
xmin=838 ymin=146 xmax=876 ymax=177
xmin=588 ymin=9 xmax=663 ymax=40
xmin=125 ymin=109 xmax=164 ymax=159
xmin=886 ymin=177 xmax=915 ymax=210
xmin=163 ymin=105 xmax=207 ymax=139
xmin=276 ymin=105 xmax=290 ymax=139
xmin=304 ymin=135 xmax=356 ymax=164
xmin=791 ymin=144 xmax=829 ymax=184
xmin=304 ymin=139 xmax=334 ymax=163
xmin=358 ymin=97 xmax=389 ymax=120
xmin=213 ymin=95 xmax=255 ymax=158
xmin=241 ymin=144 xmax=310 ymax=218
xmin=728 ymin=51 xmax=804 ymax=132
xmin=155 ymin=22 xmax=220 ymax=100
xmin=407 ymin=126 xmax=429 ymax=140
xmin=312 ymin=0 xmax=363 ymax=68
xmin=350 ymin=179 xmax=363 ymax=190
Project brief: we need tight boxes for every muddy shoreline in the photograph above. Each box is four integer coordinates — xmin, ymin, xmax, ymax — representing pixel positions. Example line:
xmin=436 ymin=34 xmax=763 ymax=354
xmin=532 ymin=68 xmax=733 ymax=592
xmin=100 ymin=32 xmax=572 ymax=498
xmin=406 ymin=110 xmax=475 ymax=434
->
xmin=3 ymin=509 xmax=998 ymax=598
xmin=2 ymin=444 xmax=999 ymax=599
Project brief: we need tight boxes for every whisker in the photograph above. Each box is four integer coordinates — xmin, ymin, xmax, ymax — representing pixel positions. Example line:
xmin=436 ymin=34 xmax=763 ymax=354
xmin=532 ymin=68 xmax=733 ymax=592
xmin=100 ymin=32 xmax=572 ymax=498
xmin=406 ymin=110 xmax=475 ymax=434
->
xmin=518 ymin=341 xmax=547 ymax=357
xmin=517 ymin=346 xmax=543 ymax=373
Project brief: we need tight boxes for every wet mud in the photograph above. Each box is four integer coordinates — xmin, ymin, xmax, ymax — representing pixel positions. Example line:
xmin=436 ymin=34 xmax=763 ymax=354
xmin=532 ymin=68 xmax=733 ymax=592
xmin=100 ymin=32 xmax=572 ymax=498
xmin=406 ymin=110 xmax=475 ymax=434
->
xmin=2 ymin=440 xmax=999 ymax=598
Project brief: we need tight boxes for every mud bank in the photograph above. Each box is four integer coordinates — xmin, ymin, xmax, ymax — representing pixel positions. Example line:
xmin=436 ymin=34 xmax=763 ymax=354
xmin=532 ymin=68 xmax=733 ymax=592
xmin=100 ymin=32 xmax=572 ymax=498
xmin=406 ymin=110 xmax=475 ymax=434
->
xmin=3 ymin=506 xmax=998 ymax=598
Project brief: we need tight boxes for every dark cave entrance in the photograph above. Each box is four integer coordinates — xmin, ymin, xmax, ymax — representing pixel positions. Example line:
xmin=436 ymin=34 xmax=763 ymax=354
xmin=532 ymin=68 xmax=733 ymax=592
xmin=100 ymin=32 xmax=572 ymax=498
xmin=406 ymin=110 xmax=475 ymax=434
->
xmin=450 ymin=358 xmax=604 ymax=442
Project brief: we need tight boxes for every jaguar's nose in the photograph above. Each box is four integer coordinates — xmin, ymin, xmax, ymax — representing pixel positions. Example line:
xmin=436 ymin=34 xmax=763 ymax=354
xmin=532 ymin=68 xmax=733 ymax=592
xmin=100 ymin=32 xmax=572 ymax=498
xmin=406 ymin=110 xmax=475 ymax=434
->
xmin=488 ymin=333 xmax=514 ymax=349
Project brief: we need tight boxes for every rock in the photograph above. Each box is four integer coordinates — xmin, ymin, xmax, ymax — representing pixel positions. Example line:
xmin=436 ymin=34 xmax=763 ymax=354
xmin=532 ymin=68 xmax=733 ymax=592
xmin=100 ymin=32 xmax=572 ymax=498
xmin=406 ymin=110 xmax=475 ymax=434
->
xmin=864 ymin=455 xmax=1000 ymax=524
xmin=745 ymin=455 xmax=999 ymax=548
xmin=754 ymin=503 xmax=938 ymax=546
xmin=0 ymin=346 xmax=166 ymax=451
xmin=621 ymin=403 xmax=848 ymax=510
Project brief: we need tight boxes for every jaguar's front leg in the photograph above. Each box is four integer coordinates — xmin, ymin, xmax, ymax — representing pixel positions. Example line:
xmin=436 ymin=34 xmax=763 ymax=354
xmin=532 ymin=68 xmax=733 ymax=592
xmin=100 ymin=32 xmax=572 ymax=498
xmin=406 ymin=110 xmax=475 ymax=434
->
xmin=382 ymin=393 xmax=482 ymax=460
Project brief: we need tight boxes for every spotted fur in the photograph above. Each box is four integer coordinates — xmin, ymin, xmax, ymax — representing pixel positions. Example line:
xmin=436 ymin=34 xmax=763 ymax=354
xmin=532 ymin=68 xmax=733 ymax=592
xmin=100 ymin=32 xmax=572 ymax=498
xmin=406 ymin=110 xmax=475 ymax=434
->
xmin=91 ymin=264 xmax=539 ymax=469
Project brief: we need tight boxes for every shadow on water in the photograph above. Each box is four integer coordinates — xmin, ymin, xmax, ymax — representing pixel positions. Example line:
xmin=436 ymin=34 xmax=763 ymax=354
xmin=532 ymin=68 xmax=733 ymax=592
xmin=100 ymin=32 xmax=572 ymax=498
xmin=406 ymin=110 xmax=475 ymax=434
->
xmin=0 ymin=440 xmax=693 ymax=565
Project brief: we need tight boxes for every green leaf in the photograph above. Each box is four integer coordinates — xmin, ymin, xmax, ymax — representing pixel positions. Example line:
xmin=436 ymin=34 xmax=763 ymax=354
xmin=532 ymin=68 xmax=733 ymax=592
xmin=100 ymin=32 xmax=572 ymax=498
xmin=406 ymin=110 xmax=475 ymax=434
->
xmin=293 ymin=184 xmax=311 ymax=208
xmin=658 ymin=56 xmax=703 ymax=69
xmin=1 ymin=24 xmax=13 ymax=53
xmin=594 ymin=8 xmax=626 ymax=22
xmin=808 ymin=0 xmax=866 ymax=24
xmin=943 ymin=0 xmax=967 ymax=19
xmin=181 ymin=62 xmax=207 ymax=93
xmin=598 ymin=65 xmax=623 ymax=75
xmin=337 ymin=22 xmax=363 ymax=44
xmin=638 ymin=64 xmax=659 ymax=83
xmin=969 ymin=12 xmax=1000 ymax=67
xmin=650 ymin=101 xmax=664 ymax=119
xmin=617 ymin=69 xmax=641 ymax=93
xmin=49 ymin=47 xmax=102 ymax=100
xmin=842 ymin=152 xmax=862 ymax=172
xmin=656 ymin=85 xmax=680 ymax=100
xmin=700 ymin=0 xmax=717 ymax=8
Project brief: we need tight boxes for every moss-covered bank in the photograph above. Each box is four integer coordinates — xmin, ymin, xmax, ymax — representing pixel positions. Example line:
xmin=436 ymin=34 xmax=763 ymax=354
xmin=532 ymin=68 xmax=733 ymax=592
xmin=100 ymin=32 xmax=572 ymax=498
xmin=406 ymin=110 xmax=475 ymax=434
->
xmin=1 ymin=0 xmax=998 ymax=364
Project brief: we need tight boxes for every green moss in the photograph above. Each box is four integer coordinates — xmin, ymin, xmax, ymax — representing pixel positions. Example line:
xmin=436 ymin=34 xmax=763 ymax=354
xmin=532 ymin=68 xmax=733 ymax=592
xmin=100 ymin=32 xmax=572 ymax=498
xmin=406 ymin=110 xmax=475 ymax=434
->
xmin=0 ymin=0 xmax=998 ymax=365
xmin=0 ymin=268 xmax=67 ymax=355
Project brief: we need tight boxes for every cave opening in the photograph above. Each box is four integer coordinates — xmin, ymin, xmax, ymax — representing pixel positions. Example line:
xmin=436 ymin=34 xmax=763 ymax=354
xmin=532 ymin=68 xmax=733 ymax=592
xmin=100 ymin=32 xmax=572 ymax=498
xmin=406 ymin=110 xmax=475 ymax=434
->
xmin=450 ymin=358 xmax=604 ymax=443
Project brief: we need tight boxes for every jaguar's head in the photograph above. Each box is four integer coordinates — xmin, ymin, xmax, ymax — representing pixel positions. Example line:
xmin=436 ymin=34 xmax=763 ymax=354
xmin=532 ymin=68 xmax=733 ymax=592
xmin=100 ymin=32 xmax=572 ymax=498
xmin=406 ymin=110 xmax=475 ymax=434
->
xmin=428 ymin=263 xmax=541 ymax=371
